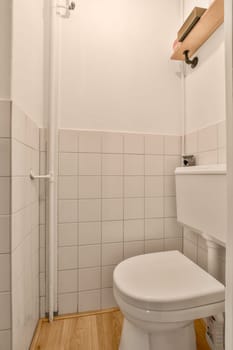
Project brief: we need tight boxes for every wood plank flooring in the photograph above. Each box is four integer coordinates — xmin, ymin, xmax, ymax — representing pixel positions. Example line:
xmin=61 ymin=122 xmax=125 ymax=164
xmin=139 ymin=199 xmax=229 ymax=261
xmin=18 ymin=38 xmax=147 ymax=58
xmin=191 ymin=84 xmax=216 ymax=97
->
xmin=31 ymin=308 xmax=210 ymax=350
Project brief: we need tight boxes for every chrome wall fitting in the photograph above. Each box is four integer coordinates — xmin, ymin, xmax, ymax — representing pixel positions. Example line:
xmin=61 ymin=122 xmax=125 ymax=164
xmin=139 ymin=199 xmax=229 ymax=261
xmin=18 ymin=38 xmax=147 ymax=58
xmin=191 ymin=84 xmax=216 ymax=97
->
xmin=182 ymin=155 xmax=196 ymax=167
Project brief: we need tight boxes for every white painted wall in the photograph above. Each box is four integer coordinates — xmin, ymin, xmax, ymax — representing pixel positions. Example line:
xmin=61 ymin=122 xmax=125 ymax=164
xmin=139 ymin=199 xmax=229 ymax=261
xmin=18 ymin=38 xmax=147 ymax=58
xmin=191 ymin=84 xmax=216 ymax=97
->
xmin=11 ymin=0 xmax=44 ymax=127
xmin=184 ymin=0 xmax=225 ymax=133
xmin=0 ymin=0 xmax=11 ymax=99
xmin=59 ymin=0 xmax=182 ymax=135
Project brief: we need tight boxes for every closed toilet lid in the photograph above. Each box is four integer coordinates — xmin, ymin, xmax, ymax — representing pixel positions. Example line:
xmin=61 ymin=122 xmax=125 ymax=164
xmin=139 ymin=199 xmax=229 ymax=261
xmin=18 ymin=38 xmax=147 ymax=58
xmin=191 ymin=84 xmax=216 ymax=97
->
xmin=113 ymin=251 xmax=225 ymax=311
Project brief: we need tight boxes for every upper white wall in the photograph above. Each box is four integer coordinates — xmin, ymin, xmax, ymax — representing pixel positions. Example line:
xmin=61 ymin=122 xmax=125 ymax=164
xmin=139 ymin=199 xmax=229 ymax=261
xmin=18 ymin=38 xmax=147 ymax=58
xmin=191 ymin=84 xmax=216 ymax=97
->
xmin=184 ymin=0 xmax=225 ymax=133
xmin=0 ymin=0 xmax=11 ymax=99
xmin=11 ymin=0 xmax=44 ymax=127
xmin=59 ymin=0 xmax=182 ymax=135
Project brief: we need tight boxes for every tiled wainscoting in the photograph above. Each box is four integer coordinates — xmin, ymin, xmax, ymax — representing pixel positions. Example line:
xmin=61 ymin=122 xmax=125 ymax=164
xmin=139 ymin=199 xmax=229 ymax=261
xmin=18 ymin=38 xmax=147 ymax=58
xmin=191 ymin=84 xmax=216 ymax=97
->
xmin=0 ymin=101 xmax=11 ymax=350
xmin=184 ymin=120 xmax=226 ymax=284
xmin=55 ymin=130 xmax=182 ymax=314
xmin=185 ymin=120 xmax=226 ymax=165
xmin=0 ymin=102 xmax=40 ymax=350
xmin=11 ymin=104 xmax=40 ymax=350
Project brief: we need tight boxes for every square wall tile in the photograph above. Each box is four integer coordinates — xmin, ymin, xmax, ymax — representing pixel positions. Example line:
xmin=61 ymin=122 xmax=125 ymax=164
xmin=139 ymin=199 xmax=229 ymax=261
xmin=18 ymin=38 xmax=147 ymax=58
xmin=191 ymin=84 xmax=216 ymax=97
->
xmin=58 ymin=200 xmax=78 ymax=223
xmin=59 ymin=153 xmax=78 ymax=175
xmin=145 ymin=155 xmax=163 ymax=175
xmin=145 ymin=176 xmax=164 ymax=197
xmin=79 ymin=176 xmax=101 ymax=199
xmin=184 ymin=228 xmax=198 ymax=244
xmin=58 ymin=246 xmax=78 ymax=270
xmin=164 ymin=136 xmax=181 ymax=155
xmin=101 ymin=265 xmax=116 ymax=288
xmin=198 ymin=150 xmax=218 ymax=165
xmin=164 ymin=176 xmax=176 ymax=196
xmin=79 ymin=267 xmax=101 ymax=291
xmin=58 ymin=176 xmax=78 ymax=199
xmin=102 ymin=243 xmax=123 ymax=266
xmin=145 ymin=197 xmax=163 ymax=218
xmin=102 ymin=265 xmax=115 ymax=288
xmin=79 ymin=199 xmax=101 ymax=222
xmin=79 ymin=222 xmax=101 ymax=245
xmin=164 ymin=156 xmax=181 ymax=175
xmin=124 ymin=155 xmax=144 ymax=176
xmin=79 ymin=153 xmax=101 ymax=175
xmin=59 ymin=129 xmax=78 ymax=153
xmin=102 ymin=221 xmax=123 ymax=243
xmin=164 ymin=218 xmax=182 ymax=238
xmin=102 ymin=133 xmax=123 ymax=153
xmin=183 ymin=239 xmax=197 ymax=263
xmin=145 ymin=135 xmax=164 ymax=155
xmin=0 ymin=178 xmax=10 ymax=215
xmin=124 ymin=241 xmax=144 ymax=259
xmin=58 ymin=223 xmax=78 ymax=247
xmin=0 ymin=293 xmax=11 ymax=329
xmin=198 ymin=124 xmax=218 ymax=152
xmin=164 ymin=197 xmax=177 ymax=218
xmin=0 ymin=330 xmax=11 ymax=350
xmin=0 ymin=216 xmax=10 ymax=253
xmin=79 ymin=290 xmax=101 ymax=312
xmin=124 ymin=219 xmax=144 ymax=242
xmin=79 ymin=245 xmax=101 ymax=268
xmin=164 ymin=238 xmax=182 ymax=252
xmin=145 ymin=239 xmax=164 ymax=253
xmin=102 ymin=176 xmax=123 ymax=198
xmin=0 ymin=101 xmax=11 ymax=138
xmin=124 ymin=134 xmax=144 ymax=154
xmin=124 ymin=198 xmax=144 ymax=220
xmin=0 ymin=139 xmax=10 ymax=176
xmin=102 ymin=154 xmax=123 ymax=175
xmin=197 ymin=247 xmax=208 ymax=271
xmin=102 ymin=199 xmax=123 ymax=221
xmin=145 ymin=218 xmax=164 ymax=240
xmin=58 ymin=270 xmax=78 ymax=294
xmin=79 ymin=131 xmax=102 ymax=153
xmin=0 ymin=255 xmax=10 ymax=292
xmin=58 ymin=293 xmax=78 ymax=314
xmin=101 ymin=288 xmax=117 ymax=309
xmin=124 ymin=176 xmax=144 ymax=198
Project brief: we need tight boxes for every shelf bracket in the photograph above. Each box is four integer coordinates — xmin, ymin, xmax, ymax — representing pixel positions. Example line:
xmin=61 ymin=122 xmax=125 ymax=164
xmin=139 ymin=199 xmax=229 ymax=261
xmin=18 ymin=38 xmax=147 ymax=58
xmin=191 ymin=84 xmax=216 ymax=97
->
xmin=183 ymin=50 xmax=198 ymax=69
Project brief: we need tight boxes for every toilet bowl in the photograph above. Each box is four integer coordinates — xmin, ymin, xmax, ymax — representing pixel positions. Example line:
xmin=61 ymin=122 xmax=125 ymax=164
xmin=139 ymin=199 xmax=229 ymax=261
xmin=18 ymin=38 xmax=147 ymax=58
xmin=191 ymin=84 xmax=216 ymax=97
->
xmin=113 ymin=251 xmax=225 ymax=350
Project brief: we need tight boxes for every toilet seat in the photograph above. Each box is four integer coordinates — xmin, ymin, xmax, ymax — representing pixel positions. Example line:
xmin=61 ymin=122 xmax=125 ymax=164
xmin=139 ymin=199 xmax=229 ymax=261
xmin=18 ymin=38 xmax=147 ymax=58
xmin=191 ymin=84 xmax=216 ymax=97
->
xmin=113 ymin=251 xmax=225 ymax=312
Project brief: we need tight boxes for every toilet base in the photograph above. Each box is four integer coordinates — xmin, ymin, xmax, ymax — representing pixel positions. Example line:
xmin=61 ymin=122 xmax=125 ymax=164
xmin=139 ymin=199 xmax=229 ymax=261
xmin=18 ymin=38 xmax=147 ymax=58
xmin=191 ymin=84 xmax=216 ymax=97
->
xmin=119 ymin=319 xmax=196 ymax=350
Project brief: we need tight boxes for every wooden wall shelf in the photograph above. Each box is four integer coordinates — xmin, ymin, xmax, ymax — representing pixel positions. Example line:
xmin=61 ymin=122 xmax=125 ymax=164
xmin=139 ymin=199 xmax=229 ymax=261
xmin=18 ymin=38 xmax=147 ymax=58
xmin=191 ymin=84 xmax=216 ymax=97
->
xmin=171 ymin=0 xmax=224 ymax=61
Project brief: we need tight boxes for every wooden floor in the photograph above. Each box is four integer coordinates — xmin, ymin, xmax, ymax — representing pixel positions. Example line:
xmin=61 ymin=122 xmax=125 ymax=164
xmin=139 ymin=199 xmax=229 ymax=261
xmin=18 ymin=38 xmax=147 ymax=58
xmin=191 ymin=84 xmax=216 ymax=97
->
xmin=30 ymin=308 xmax=210 ymax=350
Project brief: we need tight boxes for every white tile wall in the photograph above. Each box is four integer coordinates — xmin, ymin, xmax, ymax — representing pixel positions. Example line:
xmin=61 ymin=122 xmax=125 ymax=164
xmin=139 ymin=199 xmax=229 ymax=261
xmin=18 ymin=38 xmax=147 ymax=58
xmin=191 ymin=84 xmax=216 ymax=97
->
xmin=11 ymin=104 xmax=40 ymax=350
xmin=184 ymin=121 xmax=226 ymax=283
xmin=56 ymin=129 xmax=182 ymax=314
xmin=185 ymin=120 xmax=226 ymax=166
xmin=0 ymin=101 xmax=11 ymax=347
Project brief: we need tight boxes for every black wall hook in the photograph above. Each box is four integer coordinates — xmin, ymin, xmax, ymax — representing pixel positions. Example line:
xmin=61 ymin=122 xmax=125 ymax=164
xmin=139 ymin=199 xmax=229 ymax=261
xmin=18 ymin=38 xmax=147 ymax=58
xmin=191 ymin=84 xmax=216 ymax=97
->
xmin=183 ymin=50 xmax=198 ymax=69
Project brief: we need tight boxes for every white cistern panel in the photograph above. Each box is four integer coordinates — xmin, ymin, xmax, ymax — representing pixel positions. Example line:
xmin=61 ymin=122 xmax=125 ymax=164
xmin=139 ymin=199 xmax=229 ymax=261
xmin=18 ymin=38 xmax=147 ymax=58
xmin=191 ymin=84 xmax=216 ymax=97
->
xmin=175 ymin=164 xmax=227 ymax=246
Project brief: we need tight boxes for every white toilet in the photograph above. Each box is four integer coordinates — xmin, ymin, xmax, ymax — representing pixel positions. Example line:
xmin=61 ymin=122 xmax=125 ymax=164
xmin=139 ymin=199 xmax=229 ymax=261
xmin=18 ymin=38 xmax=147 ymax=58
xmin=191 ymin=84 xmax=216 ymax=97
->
xmin=113 ymin=164 xmax=226 ymax=350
